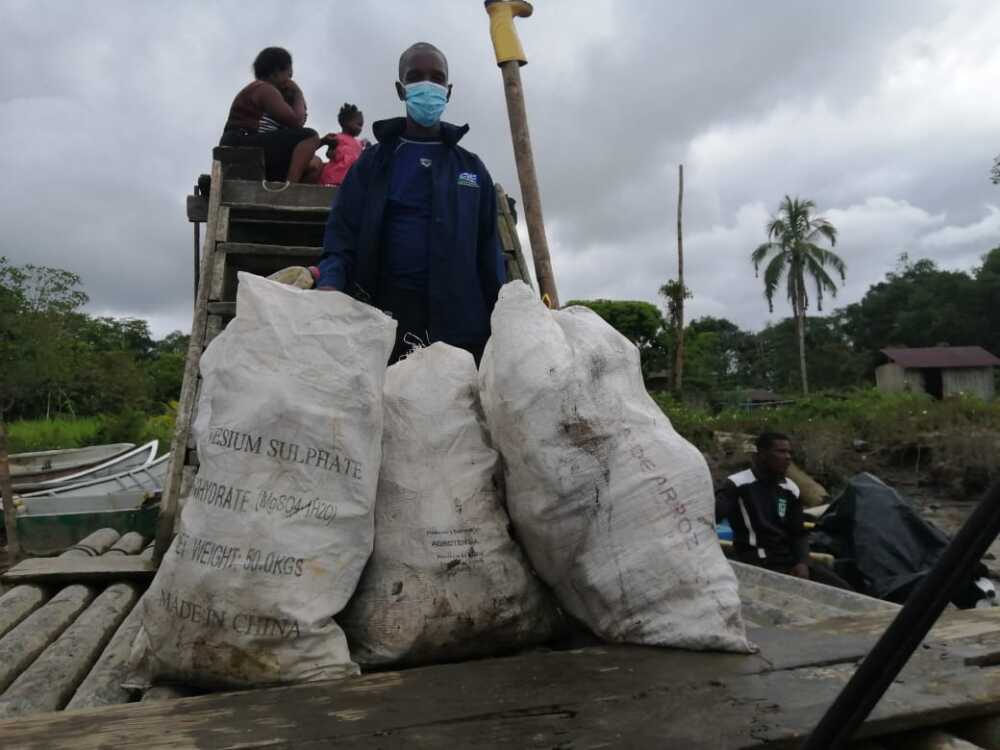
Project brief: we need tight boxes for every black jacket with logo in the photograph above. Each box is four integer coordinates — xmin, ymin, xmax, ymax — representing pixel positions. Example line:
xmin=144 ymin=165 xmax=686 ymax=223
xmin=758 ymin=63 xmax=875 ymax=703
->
xmin=715 ymin=468 xmax=808 ymax=570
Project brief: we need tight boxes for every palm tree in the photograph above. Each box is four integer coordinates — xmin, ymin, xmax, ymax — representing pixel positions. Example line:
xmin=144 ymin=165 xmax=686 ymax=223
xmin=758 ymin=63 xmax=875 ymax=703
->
xmin=751 ymin=196 xmax=846 ymax=394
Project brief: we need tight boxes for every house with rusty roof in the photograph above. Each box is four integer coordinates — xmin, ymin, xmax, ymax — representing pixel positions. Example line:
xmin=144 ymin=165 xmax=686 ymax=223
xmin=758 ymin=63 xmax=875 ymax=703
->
xmin=875 ymin=346 xmax=1000 ymax=400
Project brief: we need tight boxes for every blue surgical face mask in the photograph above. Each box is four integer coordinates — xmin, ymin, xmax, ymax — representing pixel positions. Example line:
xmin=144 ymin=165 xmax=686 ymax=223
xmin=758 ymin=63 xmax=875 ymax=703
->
xmin=403 ymin=81 xmax=448 ymax=127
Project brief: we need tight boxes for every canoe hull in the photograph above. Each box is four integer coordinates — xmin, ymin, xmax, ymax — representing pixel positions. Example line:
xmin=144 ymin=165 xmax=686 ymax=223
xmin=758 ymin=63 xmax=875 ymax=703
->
xmin=8 ymin=443 xmax=135 ymax=480
xmin=12 ymin=441 xmax=159 ymax=493
xmin=17 ymin=454 xmax=170 ymax=500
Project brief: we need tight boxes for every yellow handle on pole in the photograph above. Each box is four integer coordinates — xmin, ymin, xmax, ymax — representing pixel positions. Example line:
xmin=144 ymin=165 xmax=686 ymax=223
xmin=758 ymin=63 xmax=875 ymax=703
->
xmin=485 ymin=0 xmax=533 ymax=66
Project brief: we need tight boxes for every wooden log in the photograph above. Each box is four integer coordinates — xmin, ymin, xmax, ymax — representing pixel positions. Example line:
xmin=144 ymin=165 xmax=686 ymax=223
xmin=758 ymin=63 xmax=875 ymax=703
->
xmin=66 ymin=601 xmax=143 ymax=710
xmin=106 ymin=532 xmax=147 ymax=556
xmin=1 ymin=555 xmax=156 ymax=585
xmin=0 ymin=584 xmax=94 ymax=692
xmin=0 ymin=585 xmax=48 ymax=639
xmin=0 ymin=582 xmax=138 ymax=717
xmin=0 ymin=527 xmax=121 ymax=637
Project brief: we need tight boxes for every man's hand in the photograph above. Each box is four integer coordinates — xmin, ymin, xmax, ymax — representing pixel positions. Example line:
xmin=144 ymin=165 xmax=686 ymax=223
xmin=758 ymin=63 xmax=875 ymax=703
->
xmin=790 ymin=562 xmax=810 ymax=579
xmin=320 ymin=132 xmax=339 ymax=147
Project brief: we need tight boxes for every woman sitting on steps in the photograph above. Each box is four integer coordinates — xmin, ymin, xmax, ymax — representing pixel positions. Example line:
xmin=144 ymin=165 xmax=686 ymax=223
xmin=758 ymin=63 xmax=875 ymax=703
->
xmin=219 ymin=47 xmax=328 ymax=183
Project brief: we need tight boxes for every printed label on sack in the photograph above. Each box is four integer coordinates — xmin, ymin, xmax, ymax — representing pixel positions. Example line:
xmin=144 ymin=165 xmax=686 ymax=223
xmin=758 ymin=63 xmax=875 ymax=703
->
xmin=621 ymin=427 xmax=710 ymax=551
xmin=191 ymin=477 xmax=340 ymax=527
xmin=425 ymin=526 xmax=483 ymax=564
xmin=173 ymin=530 xmax=308 ymax=577
xmin=157 ymin=588 xmax=302 ymax=639
xmin=207 ymin=426 xmax=363 ymax=481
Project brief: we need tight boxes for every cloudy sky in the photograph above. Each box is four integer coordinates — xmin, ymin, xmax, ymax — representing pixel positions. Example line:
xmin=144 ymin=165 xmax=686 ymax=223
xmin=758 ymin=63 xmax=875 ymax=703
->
xmin=3 ymin=0 xmax=999 ymax=337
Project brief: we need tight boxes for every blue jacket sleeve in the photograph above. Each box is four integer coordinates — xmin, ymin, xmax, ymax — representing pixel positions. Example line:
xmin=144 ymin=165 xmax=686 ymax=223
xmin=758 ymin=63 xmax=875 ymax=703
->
xmin=476 ymin=159 xmax=505 ymax=313
xmin=317 ymin=150 xmax=371 ymax=289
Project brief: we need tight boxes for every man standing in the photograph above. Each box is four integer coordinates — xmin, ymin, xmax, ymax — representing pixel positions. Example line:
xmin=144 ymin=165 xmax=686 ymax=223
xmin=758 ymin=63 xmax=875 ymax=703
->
xmin=716 ymin=432 xmax=851 ymax=589
xmin=316 ymin=42 xmax=506 ymax=364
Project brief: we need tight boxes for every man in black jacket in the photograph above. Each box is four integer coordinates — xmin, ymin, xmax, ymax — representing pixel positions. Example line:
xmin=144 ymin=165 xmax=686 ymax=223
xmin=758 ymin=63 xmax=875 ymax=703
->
xmin=716 ymin=432 xmax=851 ymax=589
xmin=316 ymin=42 xmax=505 ymax=364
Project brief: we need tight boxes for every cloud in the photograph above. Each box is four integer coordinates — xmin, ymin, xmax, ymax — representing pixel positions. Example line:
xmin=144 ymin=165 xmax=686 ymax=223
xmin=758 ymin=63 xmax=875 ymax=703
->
xmin=2 ymin=0 xmax=1000 ymax=340
xmin=921 ymin=205 xmax=1000 ymax=249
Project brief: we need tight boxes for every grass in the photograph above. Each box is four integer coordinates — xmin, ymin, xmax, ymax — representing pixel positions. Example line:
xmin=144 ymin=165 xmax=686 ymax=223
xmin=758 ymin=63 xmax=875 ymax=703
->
xmin=6 ymin=403 xmax=177 ymax=456
xmin=653 ymin=388 xmax=1000 ymax=490
xmin=6 ymin=390 xmax=998 ymax=492
xmin=6 ymin=416 xmax=104 ymax=453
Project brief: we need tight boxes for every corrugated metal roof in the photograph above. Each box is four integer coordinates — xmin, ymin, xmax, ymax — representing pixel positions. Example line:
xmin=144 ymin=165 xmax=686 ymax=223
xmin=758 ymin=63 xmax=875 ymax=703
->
xmin=881 ymin=346 xmax=1000 ymax=369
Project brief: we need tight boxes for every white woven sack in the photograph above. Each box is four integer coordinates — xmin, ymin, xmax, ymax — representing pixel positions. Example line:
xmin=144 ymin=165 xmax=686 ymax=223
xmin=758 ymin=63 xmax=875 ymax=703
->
xmin=341 ymin=343 xmax=561 ymax=666
xmin=128 ymin=273 xmax=396 ymax=687
xmin=479 ymin=282 xmax=752 ymax=653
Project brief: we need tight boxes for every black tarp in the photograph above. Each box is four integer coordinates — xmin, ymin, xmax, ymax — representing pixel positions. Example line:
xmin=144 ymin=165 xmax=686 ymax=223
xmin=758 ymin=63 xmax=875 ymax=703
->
xmin=811 ymin=472 xmax=988 ymax=606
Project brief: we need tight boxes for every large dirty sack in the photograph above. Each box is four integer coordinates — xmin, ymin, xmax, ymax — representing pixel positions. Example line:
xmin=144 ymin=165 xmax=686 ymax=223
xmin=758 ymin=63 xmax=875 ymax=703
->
xmin=479 ymin=282 xmax=752 ymax=652
xmin=128 ymin=273 xmax=396 ymax=688
xmin=340 ymin=343 xmax=562 ymax=667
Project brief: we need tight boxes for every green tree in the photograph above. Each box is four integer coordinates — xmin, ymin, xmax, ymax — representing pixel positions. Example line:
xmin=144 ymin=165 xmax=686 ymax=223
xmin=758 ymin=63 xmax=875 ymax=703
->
xmin=0 ymin=258 xmax=89 ymax=419
xmin=840 ymin=253 xmax=982 ymax=371
xmin=751 ymin=196 xmax=846 ymax=394
xmin=974 ymin=247 xmax=1000 ymax=358
xmin=682 ymin=317 xmax=756 ymax=396
xmin=756 ymin=316 xmax=866 ymax=392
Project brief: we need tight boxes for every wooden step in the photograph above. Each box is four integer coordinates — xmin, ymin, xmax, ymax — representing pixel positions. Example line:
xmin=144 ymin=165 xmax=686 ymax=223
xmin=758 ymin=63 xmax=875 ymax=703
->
xmin=221 ymin=180 xmax=336 ymax=213
xmin=218 ymin=242 xmax=321 ymax=257
xmin=205 ymin=302 xmax=235 ymax=318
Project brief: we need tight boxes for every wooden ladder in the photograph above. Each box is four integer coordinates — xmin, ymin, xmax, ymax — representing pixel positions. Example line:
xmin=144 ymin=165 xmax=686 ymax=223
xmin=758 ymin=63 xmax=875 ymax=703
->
xmin=153 ymin=147 xmax=534 ymax=559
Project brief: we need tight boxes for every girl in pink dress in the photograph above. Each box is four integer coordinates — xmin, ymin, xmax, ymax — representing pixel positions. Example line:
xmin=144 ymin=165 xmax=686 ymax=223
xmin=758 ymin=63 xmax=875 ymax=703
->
xmin=320 ymin=104 xmax=368 ymax=186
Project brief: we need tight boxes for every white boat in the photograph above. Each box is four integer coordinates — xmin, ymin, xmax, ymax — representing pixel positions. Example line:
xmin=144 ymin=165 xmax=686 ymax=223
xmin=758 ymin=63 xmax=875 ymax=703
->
xmin=8 ymin=443 xmax=135 ymax=481
xmin=17 ymin=454 xmax=170 ymax=499
xmin=13 ymin=441 xmax=159 ymax=493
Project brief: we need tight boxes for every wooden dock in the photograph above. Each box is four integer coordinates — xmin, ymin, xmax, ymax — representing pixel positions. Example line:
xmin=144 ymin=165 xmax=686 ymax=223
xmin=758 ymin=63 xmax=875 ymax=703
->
xmin=1 ymin=609 xmax=999 ymax=748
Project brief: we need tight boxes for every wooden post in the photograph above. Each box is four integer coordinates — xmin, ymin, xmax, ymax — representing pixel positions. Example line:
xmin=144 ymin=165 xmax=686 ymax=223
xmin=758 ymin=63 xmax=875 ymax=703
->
xmin=485 ymin=1 xmax=559 ymax=307
xmin=193 ymin=220 xmax=201 ymax=299
xmin=672 ymin=164 xmax=685 ymax=395
xmin=0 ymin=420 xmax=21 ymax=563
xmin=498 ymin=61 xmax=559 ymax=307
xmin=153 ymin=158 xmax=224 ymax=563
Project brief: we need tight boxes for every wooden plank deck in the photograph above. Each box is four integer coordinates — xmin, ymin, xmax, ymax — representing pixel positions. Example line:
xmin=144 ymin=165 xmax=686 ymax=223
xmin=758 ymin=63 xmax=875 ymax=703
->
xmin=3 ymin=611 xmax=999 ymax=749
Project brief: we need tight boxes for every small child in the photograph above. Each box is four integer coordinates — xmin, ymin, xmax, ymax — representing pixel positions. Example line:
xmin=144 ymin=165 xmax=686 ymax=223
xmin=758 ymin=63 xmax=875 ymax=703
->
xmin=319 ymin=103 xmax=367 ymax=187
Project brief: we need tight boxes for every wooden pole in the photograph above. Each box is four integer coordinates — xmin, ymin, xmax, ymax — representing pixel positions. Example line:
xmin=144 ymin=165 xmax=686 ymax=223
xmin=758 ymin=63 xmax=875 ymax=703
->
xmin=0 ymin=420 xmax=21 ymax=563
xmin=672 ymin=164 xmax=685 ymax=395
xmin=498 ymin=60 xmax=559 ymax=307
xmin=485 ymin=1 xmax=559 ymax=307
